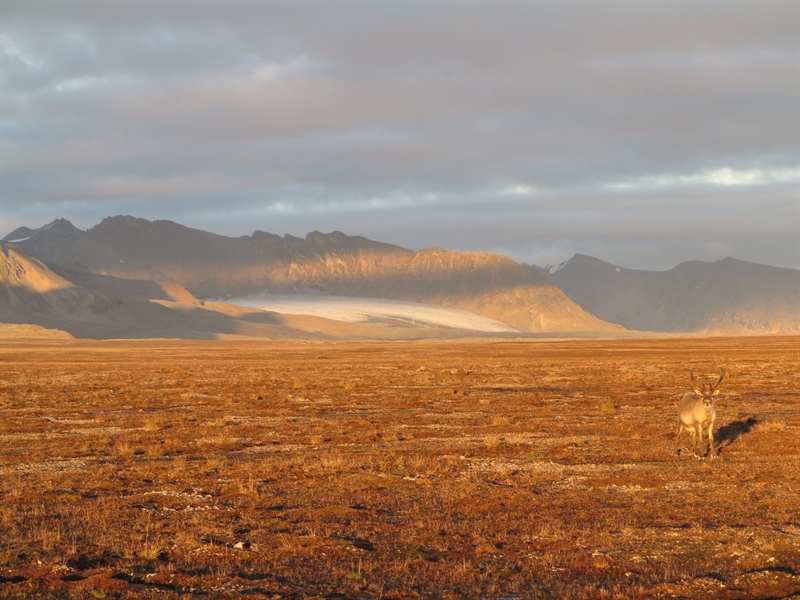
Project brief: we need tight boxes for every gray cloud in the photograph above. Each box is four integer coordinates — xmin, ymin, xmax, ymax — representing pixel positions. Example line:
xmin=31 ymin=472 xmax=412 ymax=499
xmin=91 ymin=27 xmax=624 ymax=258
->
xmin=1 ymin=1 xmax=797 ymax=269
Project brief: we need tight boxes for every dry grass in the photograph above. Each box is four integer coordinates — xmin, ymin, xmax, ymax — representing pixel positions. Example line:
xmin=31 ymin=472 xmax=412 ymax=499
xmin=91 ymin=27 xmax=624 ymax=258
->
xmin=0 ymin=336 xmax=798 ymax=599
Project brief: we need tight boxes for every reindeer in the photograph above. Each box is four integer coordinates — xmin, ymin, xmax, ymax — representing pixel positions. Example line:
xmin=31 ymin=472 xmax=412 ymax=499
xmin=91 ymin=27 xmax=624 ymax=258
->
xmin=676 ymin=368 xmax=725 ymax=458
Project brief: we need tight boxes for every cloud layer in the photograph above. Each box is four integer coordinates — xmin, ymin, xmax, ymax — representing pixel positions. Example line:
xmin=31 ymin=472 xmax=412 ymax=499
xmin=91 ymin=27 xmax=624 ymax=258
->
xmin=2 ymin=1 xmax=798 ymax=269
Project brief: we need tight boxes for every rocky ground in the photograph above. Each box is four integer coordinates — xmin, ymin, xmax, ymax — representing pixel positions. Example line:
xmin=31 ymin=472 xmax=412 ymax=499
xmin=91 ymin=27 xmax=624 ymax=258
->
xmin=1 ymin=336 xmax=798 ymax=599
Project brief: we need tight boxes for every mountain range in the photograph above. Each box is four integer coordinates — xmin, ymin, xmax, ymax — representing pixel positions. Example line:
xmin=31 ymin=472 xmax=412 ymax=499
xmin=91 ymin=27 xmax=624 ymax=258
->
xmin=2 ymin=216 xmax=797 ymax=339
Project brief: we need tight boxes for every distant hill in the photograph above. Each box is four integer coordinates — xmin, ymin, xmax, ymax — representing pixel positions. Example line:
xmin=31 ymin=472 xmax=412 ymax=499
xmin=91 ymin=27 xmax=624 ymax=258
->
xmin=0 ymin=241 xmax=313 ymax=340
xmin=6 ymin=216 xmax=619 ymax=335
xmin=0 ymin=241 xmax=111 ymax=326
xmin=549 ymin=254 xmax=800 ymax=334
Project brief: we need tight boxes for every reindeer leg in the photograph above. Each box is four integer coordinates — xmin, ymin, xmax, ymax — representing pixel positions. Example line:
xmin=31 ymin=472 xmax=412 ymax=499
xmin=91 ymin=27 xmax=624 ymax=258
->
xmin=692 ymin=425 xmax=702 ymax=457
xmin=707 ymin=424 xmax=717 ymax=459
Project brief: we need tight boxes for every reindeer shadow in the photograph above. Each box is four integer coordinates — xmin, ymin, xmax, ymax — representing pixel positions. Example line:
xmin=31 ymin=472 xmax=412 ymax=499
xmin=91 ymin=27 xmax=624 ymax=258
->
xmin=716 ymin=417 xmax=758 ymax=451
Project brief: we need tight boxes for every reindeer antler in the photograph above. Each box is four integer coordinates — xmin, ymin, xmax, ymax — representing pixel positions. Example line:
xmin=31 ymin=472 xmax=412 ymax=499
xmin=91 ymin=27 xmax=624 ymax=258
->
xmin=713 ymin=367 xmax=725 ymax=390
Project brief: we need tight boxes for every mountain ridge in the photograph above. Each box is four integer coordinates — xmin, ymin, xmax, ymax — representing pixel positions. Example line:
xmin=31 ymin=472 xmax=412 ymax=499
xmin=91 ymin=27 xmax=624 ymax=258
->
xmin=3 ymin=216 xmax=798 ymax=338
xmin=550 ymin=254 xmax=799 ymax=334
xmin=5 ymin=216 xmax=617 ymax=335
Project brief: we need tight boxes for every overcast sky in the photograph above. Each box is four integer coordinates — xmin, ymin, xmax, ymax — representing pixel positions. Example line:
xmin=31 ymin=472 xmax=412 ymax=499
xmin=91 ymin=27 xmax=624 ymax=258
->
xmin=2 ymin=1 xmax=798 ymax=270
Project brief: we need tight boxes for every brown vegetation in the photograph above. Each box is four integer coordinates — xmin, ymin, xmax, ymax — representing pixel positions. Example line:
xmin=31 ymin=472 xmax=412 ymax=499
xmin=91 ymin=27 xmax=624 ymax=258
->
xmin=1 ymin=337 xmax=798 ymax=599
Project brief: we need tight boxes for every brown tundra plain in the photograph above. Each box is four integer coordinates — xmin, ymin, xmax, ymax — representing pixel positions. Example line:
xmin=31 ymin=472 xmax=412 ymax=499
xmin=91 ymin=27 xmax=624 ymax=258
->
xmin=0 ymin=337 xmax=798 ymax=599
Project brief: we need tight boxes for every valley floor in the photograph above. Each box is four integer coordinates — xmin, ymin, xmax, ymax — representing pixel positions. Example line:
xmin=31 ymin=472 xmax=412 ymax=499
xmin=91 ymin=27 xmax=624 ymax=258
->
xmin=0 ymin=337 xmax=798 ymax=599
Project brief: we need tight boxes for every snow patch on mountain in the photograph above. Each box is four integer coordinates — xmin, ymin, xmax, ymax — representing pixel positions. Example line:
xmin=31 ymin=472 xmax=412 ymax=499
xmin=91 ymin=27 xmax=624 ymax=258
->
xmin=547 ymin=259 xmax=570 ymax=275
xmin=225 ymin=293 xmax=521 ymax=332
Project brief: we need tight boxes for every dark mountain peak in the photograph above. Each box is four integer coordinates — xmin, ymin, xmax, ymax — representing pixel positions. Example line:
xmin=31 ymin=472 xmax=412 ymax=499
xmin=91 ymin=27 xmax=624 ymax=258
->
xmin=713 ymin=256 xmax=791 ymax=271
xmin=89 ymin=216 xmax=239 ymax=252
xmin=92 ymin=215 xmax=184 ymax=235
xmin=550 ymin=253 xmax=620 ymax=276
xmin=90 ymin=215 xmax=158 ymax=241
xmin=2 ymin=227 xmax=36 ymax=242
xmin=98 ymin=214 xmax=140 ymax=224
xmin=306 ymin=229 xmax=345 ymax=240
xmin=3 ymin=219 xmax=82 ymax=243
xmin=305 ymin=230 xmax=348 ymax=246
xmin=304 ymin=230 xmax=410 ymax=255
xmin=92 ymin=214 xmax=150 ymax=231
xmin=671 ymin=257 xmax=800 ymax=289
xmin=46 ymin=218 xmax=80 ymax=232
xmin=572 ymin=253 xmax=602 ymax=261
xmin=576 ymin=254 xmax=615 ymax=268
xmin=673 ymin=256 xmax=757 ymax=273
xmin=251 ymin=230 xmax=282 ymax=243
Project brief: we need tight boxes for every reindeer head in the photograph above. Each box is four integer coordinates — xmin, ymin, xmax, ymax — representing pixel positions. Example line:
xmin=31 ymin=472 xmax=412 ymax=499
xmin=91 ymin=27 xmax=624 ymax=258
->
xmin=690 ymin=368 xmax=725 ymax=409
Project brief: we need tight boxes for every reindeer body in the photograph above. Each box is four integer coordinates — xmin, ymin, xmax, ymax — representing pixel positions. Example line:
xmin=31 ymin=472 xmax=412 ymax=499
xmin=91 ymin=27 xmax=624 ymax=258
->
xmin=676 ymin=368 xmax=724 ymax=458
